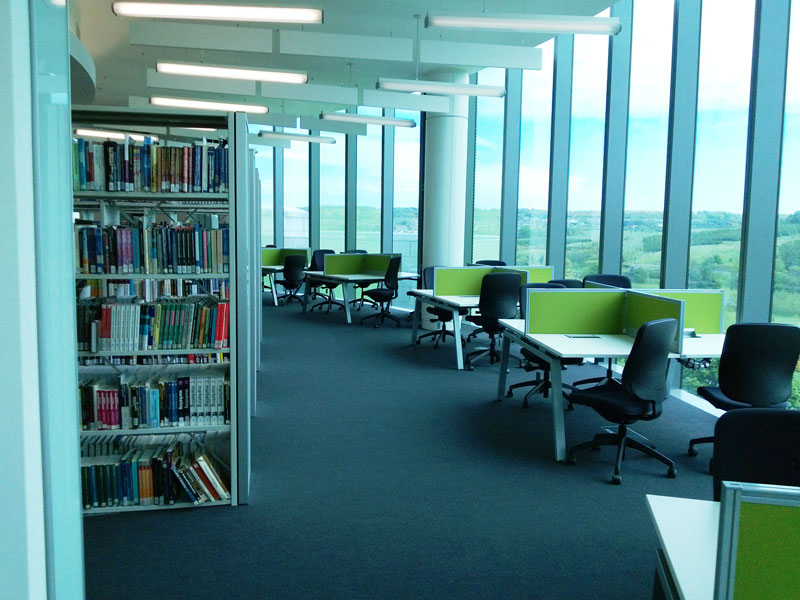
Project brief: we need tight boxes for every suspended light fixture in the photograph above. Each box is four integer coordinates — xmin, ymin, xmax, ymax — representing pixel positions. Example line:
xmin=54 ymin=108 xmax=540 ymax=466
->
xmin=319 ymin=112 xmax=416 ymax=128
xmin=425 ymin=12 xmax=621 ymax=35
xmin=150 ymin=96 xmax=268 ymax=113
xmin=112 ymin=2 xmax=323 ymax=24
xmin=377 ymin=78 xmax=505 ymax=98
xmin=157 ymin=62 xmax=307 ymax=85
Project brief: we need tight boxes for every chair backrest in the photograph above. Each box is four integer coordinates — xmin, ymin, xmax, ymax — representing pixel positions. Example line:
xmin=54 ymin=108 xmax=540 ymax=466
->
xmin=421 ymin=265 xmax=438 ymax=289
xmin=717 ymin=323 xmax=800 ymax=408
xmin=475 ymin=259 xmax=506 ymax=266
xmin=712 ymin=408 xmax=800 ymax=501
xmin=621 ymin=318 xmax=678 ymax=410
xmin=383 ymin=255 xmax=402 ymax=292
xmin=265 ymin=244 xmax=277 ymax=248
xmin=583 ymin=273 xmax=632 ymax=288
xmin=548 ymin=278 xmax=583 ymax=288
xmin=344 ymin=249 xmax=367 ymax=254
xmin=519 ymin=282 xmax=565 ymax=319
xmin=310 ymin=249 xmax=334 ymax=271
xmin=282 ymin=253 xmax=307 ymax=283
xmin=478 ymin=272 xmax=521 ymax=319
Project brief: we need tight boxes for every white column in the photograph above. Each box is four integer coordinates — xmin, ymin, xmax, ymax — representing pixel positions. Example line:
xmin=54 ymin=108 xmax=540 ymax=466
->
xmin=422 ymin=71 xmax=469 ymax=267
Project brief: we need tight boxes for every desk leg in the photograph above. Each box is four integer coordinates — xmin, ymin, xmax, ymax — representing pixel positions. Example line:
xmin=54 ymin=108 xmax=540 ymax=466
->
xmin=270 ymin=273 xmax=278 ymax=307
xmin=301 ymin=279 xmax=309 ymax=312
xmin=410 ymin=298 xmax=421 ymax=344
xmin=342 ymin=284 xmax=352 ymax=324
xmin=452 ymin=308 xmax=464 ymax=370
xmin=496 ymin=335 xmax=511 ymax=400
xmin=549 ymin=357 xmax=567 ymax=462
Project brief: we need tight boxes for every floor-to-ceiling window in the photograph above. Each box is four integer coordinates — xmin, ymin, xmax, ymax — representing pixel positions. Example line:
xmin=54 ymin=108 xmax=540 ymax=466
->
xmin=254 ymin=146 xmax=274 ymax=247
xmin=393 ymin=109 xmax=421 ymax=309
xmin=320 ymin=131 xmax=345 ymax=252
xmin=688 ymin=0 xmax=755 ymax=326
xmin=566 ymin=9 xmax=610 ymax=279
xmin=356 ymin=107 xmax=382 ymax=252
xmin=472 ymin=67 xmax=505 ymax=262
xmin=517 ymin=40 xmax=553 ymax=266
xmin=283 ymin=128 xmax=310 ymax=247
xmin=622 ymin=0 xmax=674 ymax=288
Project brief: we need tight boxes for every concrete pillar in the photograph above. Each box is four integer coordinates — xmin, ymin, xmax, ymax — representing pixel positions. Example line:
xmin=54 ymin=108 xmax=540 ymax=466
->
xmin=422 ymin=71 xmax=469 ymax=267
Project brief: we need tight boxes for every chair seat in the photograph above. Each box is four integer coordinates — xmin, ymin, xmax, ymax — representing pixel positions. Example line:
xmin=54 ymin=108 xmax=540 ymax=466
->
xmin=696 ymin=386 xmax=758 ymax=411
xmin=426 ymin=306 xmax=468 ymax=321
xmin=465 ymin=315 xmax=504 ymax=336
xmin=275 ymin=278 xmax=302 ymax=288
xmin=364 ymin=288 xmax=394 ymax=302
xmin=569 ymin=380 xmax=657 ymax=423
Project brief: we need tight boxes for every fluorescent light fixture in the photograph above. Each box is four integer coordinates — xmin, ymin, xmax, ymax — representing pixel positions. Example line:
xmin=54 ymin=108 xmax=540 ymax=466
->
xmin=377 ymin=78 xmax=505 ymax=98
xmin=183 ymin=127 xmax=218 ymax=132
xmin=112 ymin=2 xmax=323 ymax=24
xmin=258 ymin=131 xmax=335 ymax=144
xmin=157 ymin=62 xmax=307 ymax=84
xmin=74 ymin=128 xmax=158 ymax=142
xmin=150 ymin=96 xmax=268 ymax=113
xmin=320 ymin=112 xmax=416 ymax=128
xmin=425 ymin=12 xmax=621 ymax=35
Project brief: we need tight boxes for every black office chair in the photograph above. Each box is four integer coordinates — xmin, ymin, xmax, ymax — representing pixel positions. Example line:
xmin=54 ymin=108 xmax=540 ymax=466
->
xmin=345 ymin=249 xmax=367 ymax=253
xmin=265 ymin=244 xmax=277 ymax=248
xmin=360 ymin=256 xmax=402 ymax=328
xmin=474 ymin=259 xmax=506 ymax=266
xmin=275 ymin=253 xmax=306 ymax=305
xmin=464 ymin=272 xmax=521 ymax=370
xmin=548 ymin=278 xmax=583 ymax=288
xmin=507 ymin=283 xmax=583 ymax=407
xmin=712 ymin=408 xmax=800 ymax=501
xmin=415 ymin=266 xmax=468 ymax=348
xmin=688 ymin=323 xmax=800 ymax=457
xmin=307 ymin=250 xmax=345 ymax=313
xmin=344 ymin=250 xmax=378 ymax=310
xmin=582 ymin=273 xmax=632 ymax=288
xmin=566 ymin=318 xmax=678 ymax=484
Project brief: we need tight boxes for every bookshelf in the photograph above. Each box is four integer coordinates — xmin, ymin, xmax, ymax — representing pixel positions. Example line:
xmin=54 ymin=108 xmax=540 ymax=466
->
xmin=71 ymin=107 xmax=253 ymax=514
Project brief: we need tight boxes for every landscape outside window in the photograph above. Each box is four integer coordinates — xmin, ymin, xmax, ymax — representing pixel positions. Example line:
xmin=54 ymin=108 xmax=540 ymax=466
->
xmin=320 ymin=130 xmax=345 ymax=253
xmin=392 ymin=109 xmax=421 ymax=309
xmin=356 ymin=107 xmax=383 ymax=252
xmin=283 ymin=127 xmax=310 ymax=248
xmin=255 ymin=145 xmax=274 ymax=247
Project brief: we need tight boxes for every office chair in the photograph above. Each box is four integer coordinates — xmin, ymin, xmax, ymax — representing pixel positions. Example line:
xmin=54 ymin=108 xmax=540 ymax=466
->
xmin=265 ymin=244 xmax=277 ymax=248
xmin=464 ymin=272 xmax=521 ymax=370
xmin=688 ymin=323 xmax=800 ymax=457
xmin=507 ymin=283 xmax=583 ymax=407
xmin=307 ymin=249 xmax=345 ymax=313
xmin=582 ymin=273 xmax=632 ymax=288
xmin=474 ymin=259 xmax=507 ymax=266
xmin=566 ymin=318 xmax=678 ymax=484
xmin=344 ymin=249 xmax=378 ymax=310
xmin=415 ymin=266 xmax=468 ymax=348
xmin=274 ymin=253 xmax=306 ymax=305
xmin=548 ymin=278 xmax=583 ymax=288
xmin=712 ymin=408 xmax=800 ymax=501
xmin=344 ymin=249 xmax=367 ymax=253
xmin=360 ymin=256 xmax=402 ymax=328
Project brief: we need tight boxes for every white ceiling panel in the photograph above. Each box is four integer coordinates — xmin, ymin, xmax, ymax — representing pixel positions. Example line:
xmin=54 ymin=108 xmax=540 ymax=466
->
xmin=420 ymin=40 xmax=543 ymax=70
xmin=259 ymin=82 xmax=359 ymax=105
xmin=130 ymin=21 xmax=273 ymax=53
xmin=362 ymin=89 xmax=451 ymax=113
xmin=279 ymin=30 xmax=412 ymax=62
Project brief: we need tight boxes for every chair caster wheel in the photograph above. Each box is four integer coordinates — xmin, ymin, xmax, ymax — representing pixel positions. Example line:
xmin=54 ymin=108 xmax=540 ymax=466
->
xmin=667 ymin=467 xmax=677 ymax=479
xmin=687 ymin=446 xmax=697 ymax=456
xmin=611 ymin=475 xmax=622 ymax=485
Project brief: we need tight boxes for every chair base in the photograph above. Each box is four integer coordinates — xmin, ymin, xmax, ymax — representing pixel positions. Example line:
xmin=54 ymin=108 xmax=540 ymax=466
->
xmin=309 ymin=295 xmax=345 ymax=313
xmin=416 ymin=325 xmax=465 ymax=349
xmin=360 ymin=308 xmax=401 ymax=328
xmin=687 ymin=435 xmax=714 ymax=456
xmin=567 ymin=423 xmax=677 ymax=485
xmin=277 ymin=291 xmax=303 ymax=306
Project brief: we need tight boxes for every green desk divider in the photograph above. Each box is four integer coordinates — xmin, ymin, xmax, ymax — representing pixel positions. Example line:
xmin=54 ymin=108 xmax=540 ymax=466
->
xmin=513 ymin=265 xmax=554 ymax=284
xmin=323 ymin=253 xmax=364 ymax=275
xmin=640 ymin=289 xmax=723 ymax=334
xmin=493 ymin=267 xmax=529 ymax=286
xmin=583 ymin=280 xmax=616 ymax=289
xmin=525 ymin=289 xmax=626 ymax=334
xmin=433 ymin=266 xmax=493 ymax=296
xmin=624 ymin=291 xmax=684 ymax=353
xmin=262 ymin=247 xmax=309 ymax=266
xmin=362 ymin=253 xmax=398 ymax=276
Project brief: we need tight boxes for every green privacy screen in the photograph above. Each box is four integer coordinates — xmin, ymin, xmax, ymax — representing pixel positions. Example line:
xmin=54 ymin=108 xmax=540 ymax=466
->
xmin=526 ymin=290 xmax=626 ymax=334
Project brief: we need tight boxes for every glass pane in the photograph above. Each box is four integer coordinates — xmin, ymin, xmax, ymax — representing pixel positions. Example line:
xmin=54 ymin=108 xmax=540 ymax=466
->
xmin=473 ymin=67 xmax=505 ymax=262
xmin=688 ymin=0 xmax=754 ymax=327
xmin=622 ymin=0 xmax=673 ymax=288
xmin=356 ymin=107 xmax=382 ymax=252
xmin=283 ymin=128 xmax=310 ymax=248
xmin=566 ymin=9 xmax=610 ymax=279
xmin=320 ymin=131 xmax=345 ymax=252
xmin=254 ymin=147 xmax=274 ymax=247
xmin=393 ymin=110 xmax=421 ymax=309
xmin=517 ymin=40 xmax=553 ymax=266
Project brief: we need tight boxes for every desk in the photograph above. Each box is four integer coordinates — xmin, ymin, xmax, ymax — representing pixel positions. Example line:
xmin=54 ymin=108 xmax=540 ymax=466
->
xmin=408 ymin=289 xmax=480 ymax=370
xmin=646 ymin=494 xmax=719 ymax=600
xmin=261 ymin=265 xmax=283 ymax=306
xmin=496 ymin=321 xmax=725 ymax=461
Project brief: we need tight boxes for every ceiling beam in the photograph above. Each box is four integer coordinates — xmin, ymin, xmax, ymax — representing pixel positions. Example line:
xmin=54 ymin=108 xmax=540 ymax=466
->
xmin=420 ymin=40 xmax=543 ymax=70
xmin=130 ymin=21 xmax=273 ymax=53
xmin=147 ymin=69 xmax=257 ymax=96
xmin=278 ymin=30 xmax=412 ymax=62
xmin=259 ymin=82 xmax=358 ymax=105
xmin=298 ymin=116 xmax=366 ymax=136
xmin=361 ymin=89 xmax=451 ymax=113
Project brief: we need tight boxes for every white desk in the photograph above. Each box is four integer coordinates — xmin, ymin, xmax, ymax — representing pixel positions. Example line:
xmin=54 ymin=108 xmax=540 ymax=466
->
xmin=646 ymin=494 xmax=719 ymax=600
xmin=408 ymin=289 xmax=481 ymax=370
xmin=261 ymin=265 xmax=283 ymax=306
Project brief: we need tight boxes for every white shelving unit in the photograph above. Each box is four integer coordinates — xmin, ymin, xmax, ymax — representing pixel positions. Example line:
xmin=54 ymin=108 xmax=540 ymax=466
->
xmin=72 ymin=107 xmax=254 ymax=515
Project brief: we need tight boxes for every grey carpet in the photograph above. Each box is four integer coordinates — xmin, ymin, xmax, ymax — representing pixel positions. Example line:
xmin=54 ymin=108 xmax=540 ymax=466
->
xmin=83 ymin=297 xmax=719 ymax=599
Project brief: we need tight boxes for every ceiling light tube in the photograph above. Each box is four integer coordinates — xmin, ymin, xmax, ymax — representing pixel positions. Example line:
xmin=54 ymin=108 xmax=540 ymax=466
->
xmin=157 ymin=62 xmax=307 ymax=84
xmin=150 ymin=96 xmax=268 ymax=113
xmin=74 ymin=128 xmax=159 ymax=142
xmin=112 ymin=2 xmax=323 ymax=24
xmin=258 ymin=131 xmax=335 ymax=144
xmin=320 ymin=112 xmax=416 ymax=128
xmin=377 ymin=78 xmax=505 ymax=98
xmin=425 ymin=12 xmax=621 ymax=35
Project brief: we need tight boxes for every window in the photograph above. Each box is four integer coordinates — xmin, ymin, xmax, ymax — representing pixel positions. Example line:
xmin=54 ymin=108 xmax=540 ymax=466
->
xmin=472 ymin=67 xmax=505 ymax=262
xmin=320 ymin=131 xmax=345 ymax=252
xmin=356 ymin=107 xmax=382 ymax=252
xmin=283 ymin=128 xmax=310 ymax=247
xmin=622 ymin=0 xmax=674 ymax=288
xmin=393 ymin=110 xmax=421 ymax=309
xmin=566 ymin=10 xmax=610 ymax=279
xmin=254 ymin=146 xmax=274 ymax=247
xmin=517 ymin=40 xmax=553 ymax=266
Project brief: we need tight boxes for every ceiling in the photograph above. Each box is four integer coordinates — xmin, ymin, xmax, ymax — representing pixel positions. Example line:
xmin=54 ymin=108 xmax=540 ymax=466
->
xmin=72 ymin=0 xmax=614 ymax=118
